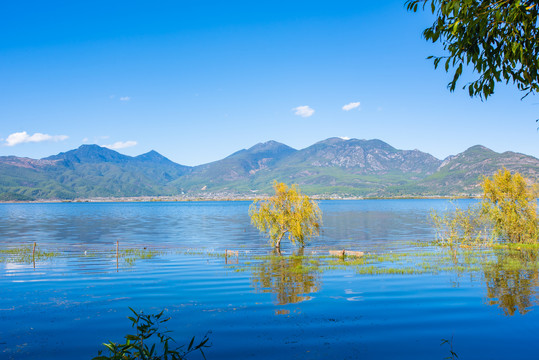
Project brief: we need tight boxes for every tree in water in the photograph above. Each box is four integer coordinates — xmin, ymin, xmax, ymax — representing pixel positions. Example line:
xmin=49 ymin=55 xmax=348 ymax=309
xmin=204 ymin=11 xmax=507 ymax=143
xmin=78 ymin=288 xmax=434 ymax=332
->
xmin=249 ymin=181 xmax=322 ymax=252
xmin=431 ymin=168 xmax=538 ymax=245
xmin=482 ymin=168 xmax=539 ymax=244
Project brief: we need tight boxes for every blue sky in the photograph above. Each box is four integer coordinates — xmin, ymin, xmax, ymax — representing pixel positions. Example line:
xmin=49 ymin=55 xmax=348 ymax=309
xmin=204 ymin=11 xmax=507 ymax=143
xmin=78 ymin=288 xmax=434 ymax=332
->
xmin=1 ymin=0 xmax=537 ymax=166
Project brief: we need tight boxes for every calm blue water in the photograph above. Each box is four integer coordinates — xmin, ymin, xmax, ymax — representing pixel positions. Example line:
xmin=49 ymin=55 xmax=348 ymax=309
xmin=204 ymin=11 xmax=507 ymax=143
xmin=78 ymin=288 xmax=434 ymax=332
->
xmin=1 ymin=200 xmax=538 ymax=359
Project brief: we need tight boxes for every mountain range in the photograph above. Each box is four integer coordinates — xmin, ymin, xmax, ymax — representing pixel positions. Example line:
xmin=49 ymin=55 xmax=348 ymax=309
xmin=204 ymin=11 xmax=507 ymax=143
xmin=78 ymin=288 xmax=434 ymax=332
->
xmin=1 ymin=138 xmax=539 ymax=201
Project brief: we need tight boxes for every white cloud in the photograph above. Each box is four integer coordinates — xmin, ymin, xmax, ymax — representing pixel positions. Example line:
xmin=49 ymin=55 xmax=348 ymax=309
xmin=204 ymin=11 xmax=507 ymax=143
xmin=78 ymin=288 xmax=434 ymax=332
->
xmin=119 ymin=96 xmax=130 ymax=101
xmin=103 ymin=141 xmax=137 ymax=150
xmin=339 ymin=136 xmax=351 ymax=140
xmin=292 ymin=105 xmax=315 ymax=118
xmin=5 ymin=131 xmax=68 ymax=146
xmin=342 ymin=102 xmax=360 ymax=111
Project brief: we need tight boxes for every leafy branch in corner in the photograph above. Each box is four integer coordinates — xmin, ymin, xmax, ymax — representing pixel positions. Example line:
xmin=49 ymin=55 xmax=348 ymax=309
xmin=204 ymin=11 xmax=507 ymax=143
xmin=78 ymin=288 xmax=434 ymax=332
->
xmin=406 ymin=0 xmax=539 ymax=100
xmin=93 ymin=307 xmax=210 ymax=360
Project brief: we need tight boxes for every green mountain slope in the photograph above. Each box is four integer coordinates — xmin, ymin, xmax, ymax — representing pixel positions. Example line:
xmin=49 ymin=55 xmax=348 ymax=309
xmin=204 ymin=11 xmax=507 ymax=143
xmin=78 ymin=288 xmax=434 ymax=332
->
xmin=0 ymin=145 xmax=191 ymax=200
xmin=381 ymin=145 xmax=539 ymax=196
xmin=264 ymin=138 xmax=442 ymax=196
xmin=170 ymin=140 xmax=297 ymax=192
xmin=0 ymin=161 xmax=74 ymax=200
xmin=2 ymin=140 xmax=539 ymax=200
xmin=173 ymin=138 xmax=443 ymax=196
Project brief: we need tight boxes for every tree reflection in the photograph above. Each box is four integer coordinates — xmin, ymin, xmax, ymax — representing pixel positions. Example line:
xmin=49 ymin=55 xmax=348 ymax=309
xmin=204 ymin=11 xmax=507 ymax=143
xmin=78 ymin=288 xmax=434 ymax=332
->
xmin=483 ymin=248 xmax=539 ymax=316
xmin=250 ymin=248 xmax=321 ymax=305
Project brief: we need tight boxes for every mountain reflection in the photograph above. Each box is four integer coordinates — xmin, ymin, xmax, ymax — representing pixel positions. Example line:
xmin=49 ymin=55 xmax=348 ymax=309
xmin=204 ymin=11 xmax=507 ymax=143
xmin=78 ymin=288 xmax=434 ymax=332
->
xmin=250 ymin=248 xmax=321 ymax=305
xmin=483 ymin=248 xmax=539 ymax=316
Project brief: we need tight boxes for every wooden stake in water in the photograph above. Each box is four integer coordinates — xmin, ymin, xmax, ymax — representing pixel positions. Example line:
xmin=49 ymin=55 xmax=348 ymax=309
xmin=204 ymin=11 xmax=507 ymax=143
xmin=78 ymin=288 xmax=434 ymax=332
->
xmin=32 ymin=242 xmax=36 ymax=269
xmin=116 ymin=241 xmax=119 ymax=271
xmin=225 ymin=249 xmax=238 ymax=265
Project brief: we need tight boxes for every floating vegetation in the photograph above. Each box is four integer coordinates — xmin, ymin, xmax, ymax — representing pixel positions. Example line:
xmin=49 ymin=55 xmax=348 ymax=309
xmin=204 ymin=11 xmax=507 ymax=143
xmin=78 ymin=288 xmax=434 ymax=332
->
xmin=184 ymin=242 xmax=539 ymax=314
xmin=2 ymin=240 xmax=538 ymax=315
xmin=353 ymin=265 xmax=427 ymax=275
xmin=0 ymin=245 xmax=60 ymax=264
xmin=213 ymin=246 xmax=503 ymax=278
xmin=117 ymin=248 xmax=162 ymax=266
xmin=180 ymin=249 xmax=227 ymax=258
xmin=323 ymin=248 xmax=484 ymax=275
xmin=0 ymin=245 xmax=163 ymax=267
xmin=491 ymin=242 xmax=539 ymax=251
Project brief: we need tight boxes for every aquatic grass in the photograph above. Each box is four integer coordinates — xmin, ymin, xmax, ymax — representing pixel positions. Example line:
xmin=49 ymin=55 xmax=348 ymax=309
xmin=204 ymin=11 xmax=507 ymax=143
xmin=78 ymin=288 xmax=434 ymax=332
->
xmin=118 ymin=248 xmax=161 ymax=258
xmin=370 ymin=253 xmax=408 ymax=263
xmin=3 ymin=242 xmax=537 ymax=303
xmin=353 ymin=265 xmax=428 ymax=275
xmin=326 ymin=257 xmax=367 ymax=266
xmin=179 ymin=249 xmax=243 ymax=259
xmin=491 ymin=242 xmax=539 ymax=250
xmin=179 ymin=249 xmax=206 ymax=256
xmin=406 ymin=241 xmax=434 ymax=248
xmin=2 ymin=239 xmax=538 ymax=315
xmin=116 ymin=248 xmax=163 ymax=266
xmin=0 ymin=245 xmax=164 ymax=266
xmin=0 ymin=246 xmax=60 ymax=264
xmin=320 ymin=245 xmax=499 ymax=276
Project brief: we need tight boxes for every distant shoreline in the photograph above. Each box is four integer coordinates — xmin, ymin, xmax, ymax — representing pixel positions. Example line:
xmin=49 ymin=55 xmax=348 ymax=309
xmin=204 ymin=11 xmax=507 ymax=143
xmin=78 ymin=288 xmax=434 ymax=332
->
xmin=0 ymin=194 xmax=481 ymax=204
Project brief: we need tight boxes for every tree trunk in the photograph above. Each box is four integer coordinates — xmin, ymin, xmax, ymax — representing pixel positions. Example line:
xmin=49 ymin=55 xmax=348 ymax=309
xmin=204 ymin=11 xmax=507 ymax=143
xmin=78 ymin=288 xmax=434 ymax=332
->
xmin=275 ymin=232 xmax=285 ymax=253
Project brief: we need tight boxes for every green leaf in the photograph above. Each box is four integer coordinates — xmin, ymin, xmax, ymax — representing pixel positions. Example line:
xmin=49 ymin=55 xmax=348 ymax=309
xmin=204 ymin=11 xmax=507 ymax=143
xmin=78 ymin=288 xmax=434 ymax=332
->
xmin=103 ymin=342 xmax=116 ymax=352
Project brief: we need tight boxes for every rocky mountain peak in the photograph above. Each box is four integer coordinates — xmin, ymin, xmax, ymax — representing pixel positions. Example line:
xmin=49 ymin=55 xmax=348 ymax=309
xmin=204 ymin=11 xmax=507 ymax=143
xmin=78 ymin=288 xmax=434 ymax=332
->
xmin=44 ymin=144 xmax=131 ymax=164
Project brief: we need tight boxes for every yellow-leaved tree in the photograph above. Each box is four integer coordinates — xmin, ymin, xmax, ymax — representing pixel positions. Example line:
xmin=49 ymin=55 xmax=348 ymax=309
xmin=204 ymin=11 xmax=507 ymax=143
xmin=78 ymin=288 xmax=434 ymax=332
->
xmin=249 ymin=181 xmax=322 ymax=251
xmin=482 ymin=168 xmax=539 ymax=244
xmin=431 ymin=168 xmax=539 ymax=245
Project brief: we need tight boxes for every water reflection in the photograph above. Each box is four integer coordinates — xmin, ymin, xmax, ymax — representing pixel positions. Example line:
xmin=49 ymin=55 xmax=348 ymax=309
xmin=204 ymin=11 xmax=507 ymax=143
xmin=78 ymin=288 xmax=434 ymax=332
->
xmin=250 ymin=248 xmax=321 ymax=305
xmin=483 ymin=248 xmax=539 ymax=316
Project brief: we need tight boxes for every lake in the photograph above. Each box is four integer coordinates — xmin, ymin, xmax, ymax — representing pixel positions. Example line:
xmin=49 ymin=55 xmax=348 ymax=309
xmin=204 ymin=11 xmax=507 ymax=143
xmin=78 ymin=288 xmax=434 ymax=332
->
xmin=1 ymin=200 xmax=538 ymax=359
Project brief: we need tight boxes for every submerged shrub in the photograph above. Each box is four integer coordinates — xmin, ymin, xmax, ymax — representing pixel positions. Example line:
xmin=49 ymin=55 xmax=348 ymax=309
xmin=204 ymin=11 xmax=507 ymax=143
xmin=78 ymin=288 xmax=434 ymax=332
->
xmin=431 ymin=203 xmax=492 ymax=246
xmin=432 ymin=169 xmax=539 ymax=245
